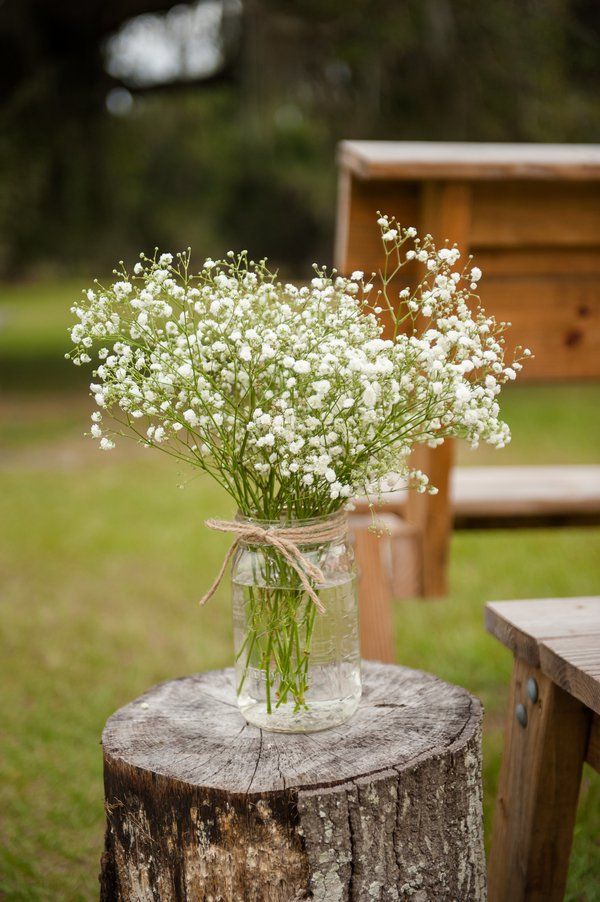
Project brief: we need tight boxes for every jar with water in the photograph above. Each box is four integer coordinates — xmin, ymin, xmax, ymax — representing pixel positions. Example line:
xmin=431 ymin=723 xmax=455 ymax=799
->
xmin=231 ymin=513 xmax=361 ymax=732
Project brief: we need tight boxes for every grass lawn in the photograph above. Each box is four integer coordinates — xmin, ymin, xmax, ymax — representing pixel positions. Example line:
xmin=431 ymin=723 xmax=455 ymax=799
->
xmin=1 ymin=280 xmax=599 ymax=899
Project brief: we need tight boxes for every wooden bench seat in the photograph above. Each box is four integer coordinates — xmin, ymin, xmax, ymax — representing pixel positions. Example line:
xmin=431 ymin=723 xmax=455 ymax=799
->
xmin=354 ymin=464 xmax=600 ymax=529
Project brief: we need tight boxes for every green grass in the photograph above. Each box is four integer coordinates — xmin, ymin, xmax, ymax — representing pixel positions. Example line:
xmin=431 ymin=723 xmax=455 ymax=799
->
xmin=1 ymin=280 xmax=599 ymax=899
xmin=0 ymin=279 xmax=91 ymax=389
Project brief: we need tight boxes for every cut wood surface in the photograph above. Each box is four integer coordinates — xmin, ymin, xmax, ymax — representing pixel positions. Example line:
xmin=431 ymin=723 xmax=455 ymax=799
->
xmin=338 ymin=141 xmax=600 ymax=181
xmin=485 ymin=596 xmax=600 ymax=667
xmin=100 ymin=661 xmax=486 ymax=901
xmin=539 ymin=633 xmax=600 ymax=716
xmin=485 ymin=596 xmax=600 ymax=773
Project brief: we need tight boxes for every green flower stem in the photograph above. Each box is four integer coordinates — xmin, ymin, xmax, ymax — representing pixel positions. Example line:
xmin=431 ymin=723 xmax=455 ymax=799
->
xmin=238 ymin=547 xmax=322 ymax=714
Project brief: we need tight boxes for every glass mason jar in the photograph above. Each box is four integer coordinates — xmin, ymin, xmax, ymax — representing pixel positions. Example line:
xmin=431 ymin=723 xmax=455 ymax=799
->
xmin=231 ymin=512 xmax=361 ymax=733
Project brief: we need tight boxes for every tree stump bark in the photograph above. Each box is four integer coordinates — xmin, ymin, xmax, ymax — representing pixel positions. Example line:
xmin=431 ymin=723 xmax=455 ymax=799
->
xmin=100 ymin=661 xmax=486 ymax=901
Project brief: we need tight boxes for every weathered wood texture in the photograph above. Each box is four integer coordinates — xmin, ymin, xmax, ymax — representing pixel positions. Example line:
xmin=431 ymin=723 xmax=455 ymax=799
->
xmin=449 ymin=465 xmax=600 ymax=528
xmin=485 ymin=596 xmax=600 ymax=671
xmin=587 ymin=712 xmax=600 ymax=772
xmin=486 ymin=597 xmax=600 ymax=901
xmin=349 ymin=515 xmax=402 ymax=660
xmin=337 ymin=140 xmax=600 ymax=616
xmin=488 ymin=659 xmax=591 ymax=902
xmin=485 ymin=595 xmax=600 ymax=772
xmin=353 ymin=466 xmax=600 ymax=530
xmin=100 ymin=662 xmax=486 ymax=901
xmin=337 ymin=141 xmax=600 ymax=181
xmin=335 ymin=142 xmax=600 ymax=383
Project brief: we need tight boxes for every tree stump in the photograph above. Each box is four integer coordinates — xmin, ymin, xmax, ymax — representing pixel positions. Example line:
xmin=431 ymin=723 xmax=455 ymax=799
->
xmin=100 ymin=662 xmax=486 ymax=901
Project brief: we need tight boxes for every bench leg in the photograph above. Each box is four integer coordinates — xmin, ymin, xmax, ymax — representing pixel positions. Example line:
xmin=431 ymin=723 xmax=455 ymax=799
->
xmin=405 ymin=439 xmax=454 ymax=596
xmin=488 ymin=657 xmax=591 ymax=902
xmin=351 ymin=520 xmax=396 ymax=662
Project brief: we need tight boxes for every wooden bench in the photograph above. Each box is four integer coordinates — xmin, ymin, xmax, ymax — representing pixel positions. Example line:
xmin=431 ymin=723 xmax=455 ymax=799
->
xmin=355 ymin=465 xmax=600 ymax=526
xmin=485 ymin=596 xmax=600 ymax=902
xmin=352 ymin=469 xmax=600 ymax=661
xmin=335 ymin=141 xmax=600 ymax=648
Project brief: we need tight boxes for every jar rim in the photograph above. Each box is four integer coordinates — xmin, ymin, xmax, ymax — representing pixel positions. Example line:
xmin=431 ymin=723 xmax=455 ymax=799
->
xmin=235 ymin=510 xmax=346 ymax=529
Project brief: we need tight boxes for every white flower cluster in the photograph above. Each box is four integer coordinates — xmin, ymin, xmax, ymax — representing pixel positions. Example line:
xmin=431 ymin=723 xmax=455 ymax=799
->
xmin=68 ymin=223 xmax=528 ymax=518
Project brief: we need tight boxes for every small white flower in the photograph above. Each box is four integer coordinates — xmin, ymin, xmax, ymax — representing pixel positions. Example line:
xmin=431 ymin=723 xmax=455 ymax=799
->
xmin=69 ymin=218 xmax=525 ymax=504
xmin=183 ymin=409 xmax=199 ymax=427
xmin=100 ymin=437 xmax=115 ymax=451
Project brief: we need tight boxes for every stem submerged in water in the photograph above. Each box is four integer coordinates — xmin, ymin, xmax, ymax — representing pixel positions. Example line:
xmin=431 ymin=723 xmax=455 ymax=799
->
xmin=237 ymin=547 xmax=321 ymax=713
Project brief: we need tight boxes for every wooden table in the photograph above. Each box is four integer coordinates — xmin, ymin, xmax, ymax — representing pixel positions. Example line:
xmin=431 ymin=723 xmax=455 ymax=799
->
xmin=100 ymin=662 xmax=486 ymax=901
xmin=485 ymin=596 xmax=600 ymax=902
xmin=336 ymin=141 xmax=600 ymax=604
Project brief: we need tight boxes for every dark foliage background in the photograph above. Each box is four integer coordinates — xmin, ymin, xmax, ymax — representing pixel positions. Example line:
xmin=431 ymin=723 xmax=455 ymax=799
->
xmin=1 ymin=0 xmax=599 ymax=276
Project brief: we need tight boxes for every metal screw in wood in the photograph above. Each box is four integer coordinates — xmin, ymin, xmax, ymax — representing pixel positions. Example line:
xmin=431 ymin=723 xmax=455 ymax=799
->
xmin=526 ymin=677 xmax=538 ymax=703
xmin=516 ymin=702 xmax=527 ymax=727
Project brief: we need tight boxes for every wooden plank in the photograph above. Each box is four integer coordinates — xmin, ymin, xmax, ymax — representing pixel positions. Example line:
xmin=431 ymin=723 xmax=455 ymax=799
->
xmin=469 ymin=181 xmax=600 ymax=248
xmin=389 ymin=519 xmax=422 ymax=599
xmin=349 ymin=515 xmax=398 ymax=662
xmin=485 ymin=597 xmax=600 ymax=667
xmin=405 ymin=439 xmax=455 ymax=596
xmin=539 ymin=634 xmax=600 ymax=716
xmin=404 ymin=180 xmax=470 ymax=597
xmin=333 ymin=175 xmax=420 ymax=276
xmin=354 ymin=465 xmax=600 ymax=527
xmin=488 ymin=658 xmax=591 ymax=902
xmin=475 ymin=247 xmax=600 ymax=277
xmin=481 ymin=275 xmax=600 ymax=380
xmin=338 ymin=140 xmax=600 ymax=182
xmin=586 ymin=712 xmax=600 ymax=772
xmin=452 ymin=465 xmax=600 ymax=520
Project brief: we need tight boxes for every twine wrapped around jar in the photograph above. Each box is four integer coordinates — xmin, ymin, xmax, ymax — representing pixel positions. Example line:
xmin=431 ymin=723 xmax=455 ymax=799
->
xmin=199 ymin=512 xmax=348 ymax=613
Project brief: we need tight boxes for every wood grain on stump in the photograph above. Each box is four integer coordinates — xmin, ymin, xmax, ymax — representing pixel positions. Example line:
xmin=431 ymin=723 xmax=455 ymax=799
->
xmin=100 ymin=661 xmax=486 ymax=901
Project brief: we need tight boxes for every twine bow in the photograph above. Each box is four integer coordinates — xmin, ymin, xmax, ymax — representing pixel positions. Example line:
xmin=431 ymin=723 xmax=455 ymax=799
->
xmin=200 ymin=514 xmax=347 ymax=613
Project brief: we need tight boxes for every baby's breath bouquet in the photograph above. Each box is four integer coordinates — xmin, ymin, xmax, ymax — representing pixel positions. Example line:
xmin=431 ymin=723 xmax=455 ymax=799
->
xmin=69 ymin=215 xmax=527 ymax=732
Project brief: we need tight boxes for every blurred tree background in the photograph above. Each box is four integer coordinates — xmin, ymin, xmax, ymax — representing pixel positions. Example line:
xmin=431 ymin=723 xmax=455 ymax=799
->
xmin=1 ymin=0 xmax=599 ymax=279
